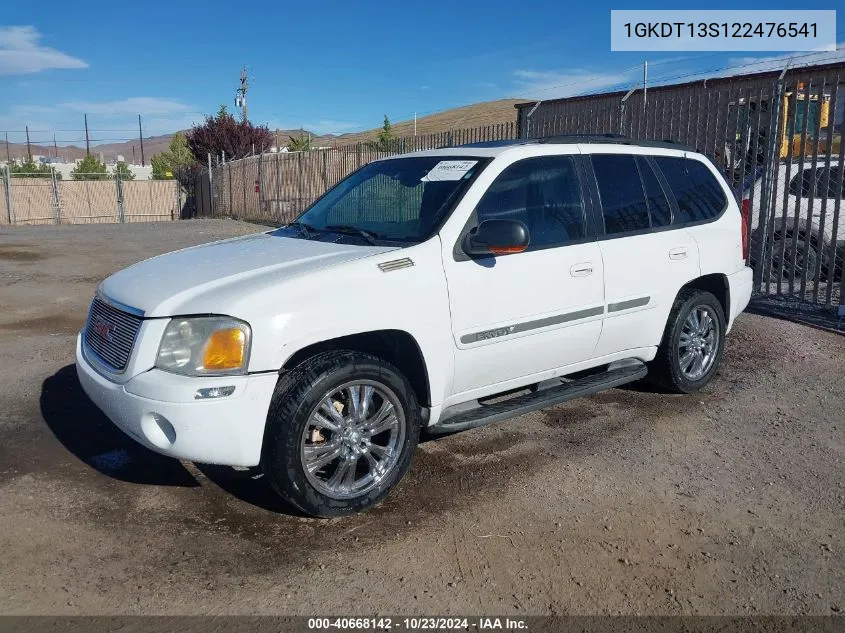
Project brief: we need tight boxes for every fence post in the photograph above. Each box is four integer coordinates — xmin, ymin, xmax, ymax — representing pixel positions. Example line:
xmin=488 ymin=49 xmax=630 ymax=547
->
xmin=4 ymin=168 xmax=13 ymax=225
xmin=51 ymin=167 xmax=61 ymax=225
xmin=174 ymin=179 xmax=180 ymax=221
xmin=241 ymin=159 xmax=247 ymax=216
xmin=258 ymin=152 xmax=264 ymax=216
xmin=207 ymin=153 xmax=214 ymax=217
xmin=228 ymin=162 xmax=234 ymax=217
xmin=115 ymin=171 xmax=125 ymax=223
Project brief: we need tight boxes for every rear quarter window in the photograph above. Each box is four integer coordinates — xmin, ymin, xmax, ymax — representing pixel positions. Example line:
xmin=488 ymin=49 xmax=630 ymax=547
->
xmin=654 ymin=156 xmax=727 ymax=224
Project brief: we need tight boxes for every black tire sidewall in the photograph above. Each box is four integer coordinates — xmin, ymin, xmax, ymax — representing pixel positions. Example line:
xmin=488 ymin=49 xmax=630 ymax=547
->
xmin=666 ymin=292 xmax=726 ymax=393
xmin=262 ymin=351 xmax=420 ymax=518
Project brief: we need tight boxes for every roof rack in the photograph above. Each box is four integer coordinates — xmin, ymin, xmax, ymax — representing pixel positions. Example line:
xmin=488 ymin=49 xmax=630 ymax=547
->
xmin=537 ymin=134 xmax=694 ymax=151
xmin=455 ymin=134 xmax=694 ymax=152
xmin=456 ymin=139 xmax=536 ymax=148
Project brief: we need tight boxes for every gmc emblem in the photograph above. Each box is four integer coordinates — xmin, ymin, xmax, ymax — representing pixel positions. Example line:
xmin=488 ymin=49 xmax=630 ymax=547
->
xmin=91 ymin=316 xmax=115 ymax=342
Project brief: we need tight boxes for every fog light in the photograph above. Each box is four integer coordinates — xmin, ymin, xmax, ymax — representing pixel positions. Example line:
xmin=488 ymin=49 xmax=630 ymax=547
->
xmin=195 ymin=386 xmax=236 ymax=400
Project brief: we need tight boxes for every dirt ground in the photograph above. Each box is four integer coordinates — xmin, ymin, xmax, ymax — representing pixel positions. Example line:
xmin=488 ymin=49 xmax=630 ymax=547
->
xmin=0 ymin=219 xmax=843 ymax=616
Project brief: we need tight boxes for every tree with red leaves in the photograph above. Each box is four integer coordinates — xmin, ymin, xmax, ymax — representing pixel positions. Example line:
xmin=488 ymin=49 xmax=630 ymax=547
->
xmin=186 ymin=106 xmax=273 ymax=162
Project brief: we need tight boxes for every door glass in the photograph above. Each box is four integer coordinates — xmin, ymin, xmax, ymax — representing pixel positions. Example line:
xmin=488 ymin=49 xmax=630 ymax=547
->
xmin=654 ymin=157 xmax=728 ymax=223
xmin=592 ymin=154 xmax=650 ymax=234
xmin=637 ymin=157 xmax=672 ymax=227
xmin=474 ymin=155 xmax=586 ymax=249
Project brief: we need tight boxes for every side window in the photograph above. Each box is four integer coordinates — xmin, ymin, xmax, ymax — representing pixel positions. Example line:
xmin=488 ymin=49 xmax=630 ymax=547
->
xmin=788 ymin=168 xmax=815 ymax=197
xmin=637 ymin=157 xmax=672 ymax=227
xmin=654 ymin=156 xmax=727 ymax=223
xmin=815 ymin=167 xmax=845 ymax=199
xmin=475 ymin=155 xmax=586 ymax=249
xmin=592 ymin=154 xmax=650 ymax=235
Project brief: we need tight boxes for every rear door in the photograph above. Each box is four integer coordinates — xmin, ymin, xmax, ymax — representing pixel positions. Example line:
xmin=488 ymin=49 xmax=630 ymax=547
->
xmin=588 ymin=151 xmax=701 ymax=357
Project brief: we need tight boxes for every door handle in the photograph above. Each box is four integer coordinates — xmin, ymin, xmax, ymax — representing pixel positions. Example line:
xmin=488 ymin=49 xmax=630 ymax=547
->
xmin=668 ymin=247 xmax=688 ymax=260
xmin=570 ymin=262 xmax=593 ymax=277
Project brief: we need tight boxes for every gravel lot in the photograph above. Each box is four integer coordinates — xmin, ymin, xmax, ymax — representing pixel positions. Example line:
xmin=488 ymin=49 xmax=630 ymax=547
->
xmin=0 ymin=219 xmax=843 ymax=616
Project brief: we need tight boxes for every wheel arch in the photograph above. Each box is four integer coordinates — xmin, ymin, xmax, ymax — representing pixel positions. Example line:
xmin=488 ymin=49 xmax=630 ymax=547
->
xmin=280 ymin=329 xmax=432 ymax=408
xmin=679 ymin=273 xmax=730 ymax=323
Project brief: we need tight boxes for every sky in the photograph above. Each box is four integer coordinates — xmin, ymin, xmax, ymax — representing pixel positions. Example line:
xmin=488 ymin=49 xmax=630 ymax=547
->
xmin=1 ymin=0 xmax=844 ymax=147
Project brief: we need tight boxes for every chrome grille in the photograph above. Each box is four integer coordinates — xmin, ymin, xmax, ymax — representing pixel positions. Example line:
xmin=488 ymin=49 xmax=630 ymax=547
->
xmin=84 ymin=297 xmax=143 ymax=372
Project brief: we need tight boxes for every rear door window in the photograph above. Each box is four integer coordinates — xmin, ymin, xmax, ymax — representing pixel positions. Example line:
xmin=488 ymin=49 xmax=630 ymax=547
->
xmin=654 ymin=157 xmax=727 ymax=223
xmin=637 ymin=157 xmax=672 ymax=227
xmin=592 ymin=154 xmax=650 ymax=235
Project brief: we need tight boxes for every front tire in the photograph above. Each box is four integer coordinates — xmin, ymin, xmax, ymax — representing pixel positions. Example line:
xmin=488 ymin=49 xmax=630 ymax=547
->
xmin=261 ymin=350 xmax=420 ymax=518
xmin=648 ymin=289 xmax=726 ymax=394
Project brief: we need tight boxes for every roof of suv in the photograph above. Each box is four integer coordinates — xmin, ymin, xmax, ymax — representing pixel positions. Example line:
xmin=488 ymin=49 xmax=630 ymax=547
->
xmin=398 ymin=134 xmax=696 ymax=159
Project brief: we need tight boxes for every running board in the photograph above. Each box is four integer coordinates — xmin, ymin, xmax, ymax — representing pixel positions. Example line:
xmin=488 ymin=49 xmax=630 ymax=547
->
xmin=428 ymin=361 xmax=648 ymax=435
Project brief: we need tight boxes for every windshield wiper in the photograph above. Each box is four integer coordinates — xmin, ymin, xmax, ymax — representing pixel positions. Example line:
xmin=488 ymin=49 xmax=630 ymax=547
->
xmin=286 ymin=220 xmax=319 ymax=238
xmin=323 ymin=225 xmax=381 ymax=245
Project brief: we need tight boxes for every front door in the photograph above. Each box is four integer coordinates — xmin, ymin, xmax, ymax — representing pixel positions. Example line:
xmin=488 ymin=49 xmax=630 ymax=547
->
xmin=442 ymin=153 xmax=605 ymax=402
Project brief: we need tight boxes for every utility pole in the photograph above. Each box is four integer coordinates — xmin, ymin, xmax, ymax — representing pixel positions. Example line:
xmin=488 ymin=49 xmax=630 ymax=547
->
xmin=53 ymin=133 xmax=58 ymax=158
xmin=84 ymin=114 xmax=90 ymax=156
xmin=4 ymin=132 xmax=10 ymax=164
xmin=236 ymin=66 xmax=249 ymax=123
xmin=138 ymin=114 xmax=146 ymax=166
xmin=25 ymin=126 xmax=31 ymax=161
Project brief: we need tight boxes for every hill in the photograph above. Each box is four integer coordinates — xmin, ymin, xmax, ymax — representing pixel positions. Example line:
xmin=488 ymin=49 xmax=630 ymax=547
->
xmin=312 ymin=98 xmax=523 ymax=146
xmin=1 ymin=98 xmax=523 ymax=163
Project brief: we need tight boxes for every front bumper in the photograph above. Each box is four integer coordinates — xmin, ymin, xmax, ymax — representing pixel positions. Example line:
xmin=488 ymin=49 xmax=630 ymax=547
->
xmin=75 ymin=335 xmax=278 ymax=467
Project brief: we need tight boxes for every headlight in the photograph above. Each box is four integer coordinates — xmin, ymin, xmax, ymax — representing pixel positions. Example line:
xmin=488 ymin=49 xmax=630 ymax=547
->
xmin=156 ymin=316 xmax=251 ymax=376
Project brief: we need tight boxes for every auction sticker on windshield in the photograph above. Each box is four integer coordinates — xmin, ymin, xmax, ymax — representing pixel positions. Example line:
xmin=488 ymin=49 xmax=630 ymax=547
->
xmin=422 ymin=160 xmax=477 ymax=181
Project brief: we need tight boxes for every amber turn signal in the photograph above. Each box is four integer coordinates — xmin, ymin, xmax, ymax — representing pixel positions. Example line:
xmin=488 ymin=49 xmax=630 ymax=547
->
xmin=202 ymin=328 xmax=246 ymax=370
xmin=489 ymin=245 xmax=528 ymax=255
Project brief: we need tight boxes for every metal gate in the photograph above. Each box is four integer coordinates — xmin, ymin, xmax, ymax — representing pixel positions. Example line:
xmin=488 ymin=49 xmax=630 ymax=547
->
xmin=517 ymin=62 xmax=845 ymax=315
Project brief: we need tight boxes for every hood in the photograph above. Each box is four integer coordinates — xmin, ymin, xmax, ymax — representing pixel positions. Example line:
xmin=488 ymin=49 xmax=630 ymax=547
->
xmin=100 ymin=232 xmax=396 ymax=317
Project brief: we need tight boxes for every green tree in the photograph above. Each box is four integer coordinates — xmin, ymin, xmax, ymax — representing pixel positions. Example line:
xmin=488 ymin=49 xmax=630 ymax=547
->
xmin=71 ymin=155 xmax=109 ymax=180
xmin=114 ymin=161 xmax=135 ymax=180
xmin=151 ymin=132 xmax=195 ymax=180
xmin=2 ymin=158 xmax=58 ymax=179
xmin=376 ymin=115 xmax=397 ymax=152
xmin=287 ymin=133 xmax=312 ymax=152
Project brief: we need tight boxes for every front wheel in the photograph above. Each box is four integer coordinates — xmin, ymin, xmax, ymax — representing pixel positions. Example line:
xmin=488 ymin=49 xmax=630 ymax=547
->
xmin=648 ymin=289 xmax=726 ymax=394
xmin=261 ymin=350 xmax=420 ymax=517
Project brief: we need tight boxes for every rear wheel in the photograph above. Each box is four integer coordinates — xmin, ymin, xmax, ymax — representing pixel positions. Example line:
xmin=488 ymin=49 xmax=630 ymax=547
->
xmin=261 ymin=351 xmax=420 ymax=517
xmin=648 ymin=289 xmax=726 ymax=394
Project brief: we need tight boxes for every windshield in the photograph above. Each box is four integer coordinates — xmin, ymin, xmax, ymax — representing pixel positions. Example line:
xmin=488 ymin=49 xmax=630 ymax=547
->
xmin=273 ymin=156 xmax=486 ymax=243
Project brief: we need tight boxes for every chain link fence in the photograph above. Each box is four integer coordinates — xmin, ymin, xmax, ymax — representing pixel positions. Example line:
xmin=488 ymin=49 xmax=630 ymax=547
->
xmin=0 ymin=171 xmax=181 ymax=226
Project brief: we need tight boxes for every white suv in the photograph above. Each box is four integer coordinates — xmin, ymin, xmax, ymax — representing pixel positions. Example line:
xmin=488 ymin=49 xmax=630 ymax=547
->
xmin=76 ymin=137 xmax=753 ymax=517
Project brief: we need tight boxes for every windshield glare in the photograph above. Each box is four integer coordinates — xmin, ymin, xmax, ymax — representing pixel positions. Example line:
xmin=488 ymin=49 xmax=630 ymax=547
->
xmin=279 ymin=156 xmax=484 ymax=243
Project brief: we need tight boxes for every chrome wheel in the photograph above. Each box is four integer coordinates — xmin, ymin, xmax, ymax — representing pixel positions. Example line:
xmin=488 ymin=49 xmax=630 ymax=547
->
xmin=300 ymin=380 xmax=406 ymax=500
xmin=677 ymin=305 xmax=720 ymax=382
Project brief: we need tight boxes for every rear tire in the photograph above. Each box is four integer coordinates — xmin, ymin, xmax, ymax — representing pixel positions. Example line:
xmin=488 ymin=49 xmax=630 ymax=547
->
xmin=648 ymin=289 xmax=726 ymax=394
xmin=261 ymin=350 xmax=420 ymax=518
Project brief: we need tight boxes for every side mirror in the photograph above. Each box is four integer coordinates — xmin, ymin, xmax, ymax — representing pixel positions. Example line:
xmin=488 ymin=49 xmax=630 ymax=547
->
xmin=463 ymin=219 xmax=530 ymax=257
